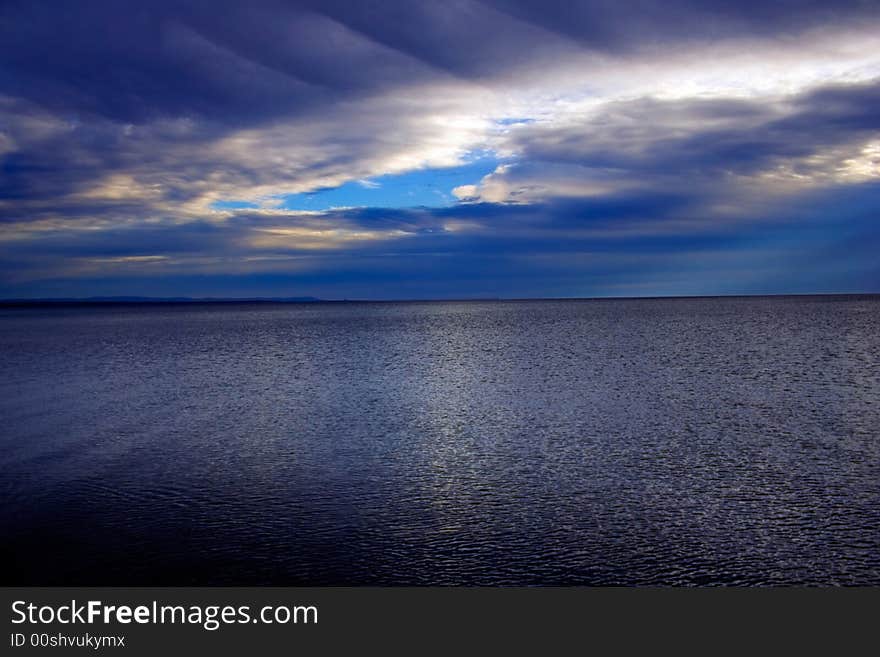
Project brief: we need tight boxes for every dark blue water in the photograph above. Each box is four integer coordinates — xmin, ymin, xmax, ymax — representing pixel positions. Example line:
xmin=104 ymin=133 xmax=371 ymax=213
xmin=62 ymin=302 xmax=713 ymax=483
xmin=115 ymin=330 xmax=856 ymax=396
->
xmin=1 ymin=297 xmax=878 ymax=585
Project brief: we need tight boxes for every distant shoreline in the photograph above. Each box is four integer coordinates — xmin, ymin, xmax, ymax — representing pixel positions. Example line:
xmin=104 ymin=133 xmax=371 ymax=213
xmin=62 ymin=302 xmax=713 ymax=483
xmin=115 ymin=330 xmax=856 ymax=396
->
xmin=1 ymin=292 xmax=878 ymax=308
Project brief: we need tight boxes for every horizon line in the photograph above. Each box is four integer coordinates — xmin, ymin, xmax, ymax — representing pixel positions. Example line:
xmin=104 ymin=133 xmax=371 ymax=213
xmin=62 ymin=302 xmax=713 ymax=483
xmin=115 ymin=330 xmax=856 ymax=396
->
xmin=2 ymin=291 xmax=879 ymax=306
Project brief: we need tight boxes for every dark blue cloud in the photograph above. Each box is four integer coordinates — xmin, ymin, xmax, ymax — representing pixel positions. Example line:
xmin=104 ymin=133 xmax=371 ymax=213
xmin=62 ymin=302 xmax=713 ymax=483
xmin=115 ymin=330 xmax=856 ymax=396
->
xmin=488 ymin=0 xmax=880 ymax=50
xmin=1 ymin=1 xmax=879 ymax=298
xmin=4 ymin=1 xmax=876 ymax=122
xmin=3 ymin=183 xmax=877 ymax=298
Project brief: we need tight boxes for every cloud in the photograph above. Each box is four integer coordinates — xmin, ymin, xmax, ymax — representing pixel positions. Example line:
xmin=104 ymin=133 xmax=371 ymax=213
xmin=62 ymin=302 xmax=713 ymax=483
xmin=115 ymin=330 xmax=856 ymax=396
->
xmin=463 ymin=79 xmax=880 ymax=205
xmin=451 ymin=185 xmax=479 ymax=201
xmin=3 ymin=182 xmax=878 ymax=298
xmin=1 ymin=1 xmax=879 ymax=297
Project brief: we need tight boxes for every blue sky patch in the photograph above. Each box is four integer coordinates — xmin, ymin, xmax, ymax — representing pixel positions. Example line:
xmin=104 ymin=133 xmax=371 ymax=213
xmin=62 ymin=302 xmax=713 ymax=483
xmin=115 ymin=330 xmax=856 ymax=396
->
xmin=276 ymin=157 xmax=500 ymax=211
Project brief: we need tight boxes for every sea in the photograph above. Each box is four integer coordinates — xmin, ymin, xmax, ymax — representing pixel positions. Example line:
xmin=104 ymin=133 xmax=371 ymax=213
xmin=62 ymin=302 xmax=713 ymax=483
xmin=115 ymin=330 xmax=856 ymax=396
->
xmin=1 ymin=296 xmax=878 ymax=585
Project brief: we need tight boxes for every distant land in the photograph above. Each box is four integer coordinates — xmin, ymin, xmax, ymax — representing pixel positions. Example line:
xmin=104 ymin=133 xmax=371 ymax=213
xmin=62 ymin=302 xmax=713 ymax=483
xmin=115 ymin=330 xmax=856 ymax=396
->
xmin=0 ymin=296 xmax=325 ymax=306
xmin=1 ymin=293 xmax=878 ymax=308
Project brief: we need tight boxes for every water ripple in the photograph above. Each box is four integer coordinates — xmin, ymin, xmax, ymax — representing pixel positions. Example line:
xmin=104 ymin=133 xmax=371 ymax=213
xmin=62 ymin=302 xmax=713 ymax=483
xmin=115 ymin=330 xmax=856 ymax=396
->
xmin=1 ymin=296 xmax=878 ymax=585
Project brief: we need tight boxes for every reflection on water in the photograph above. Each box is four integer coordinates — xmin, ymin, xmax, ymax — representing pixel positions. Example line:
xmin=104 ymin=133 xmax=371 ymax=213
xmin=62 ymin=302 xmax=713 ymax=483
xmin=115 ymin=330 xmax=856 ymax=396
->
xmin=1 ymin=296 xmax=878 ymax=584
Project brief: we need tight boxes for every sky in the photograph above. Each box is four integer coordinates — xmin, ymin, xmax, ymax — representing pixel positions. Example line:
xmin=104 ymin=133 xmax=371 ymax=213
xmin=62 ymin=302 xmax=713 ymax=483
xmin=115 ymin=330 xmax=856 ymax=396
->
xmin=1 ymin=0 xmax=879 ymax=299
